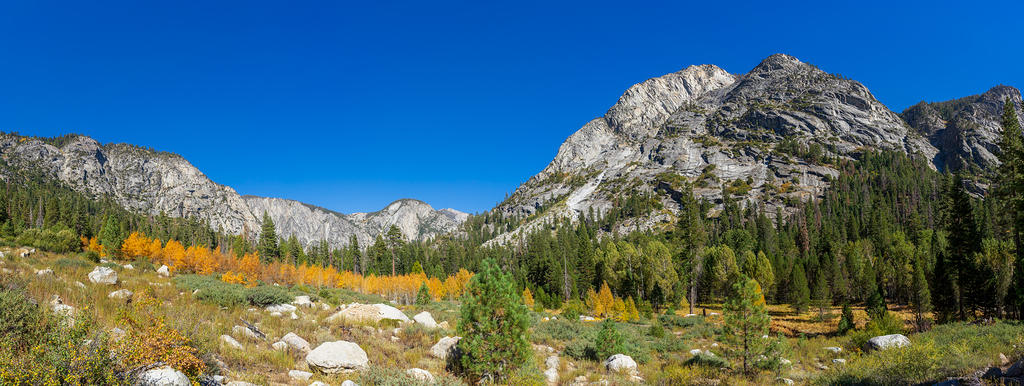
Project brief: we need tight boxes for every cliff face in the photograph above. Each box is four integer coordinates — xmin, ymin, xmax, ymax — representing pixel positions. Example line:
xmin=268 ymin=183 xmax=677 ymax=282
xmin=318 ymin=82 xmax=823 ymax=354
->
xmin=488 ymin=54 xmax=942 ymax=245
xmin=902 ymin=85 xmax=1024 ymax=172
xmin=0 ymin=134 xmax=467 ymax=248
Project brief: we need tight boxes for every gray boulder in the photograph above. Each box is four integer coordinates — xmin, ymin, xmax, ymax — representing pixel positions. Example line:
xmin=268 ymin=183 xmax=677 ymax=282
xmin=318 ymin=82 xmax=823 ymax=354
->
xmin=603 ymin=354 xmax=638 ymax=373
xmin=108 ymin=289 xmax=133 ymax=300
xmin=431 ymin=336 xmax=461 ymax=359
xmin=281 ymin=332 xmax=311 ymax=353
xmin=136 ymin=366 xmax=190 ymax=386
xmin=413 ymin=311 xmax=438 ymax=329
xmin=157 ymin=265 xmax=170 ymax=277
xmin=864 ymin=334 xmax=911 ymax=351
xmin=88 ymin=266 xmax=118 ymax=285
xmin=305 ymin=341 xmax=369 ymax=374
xmin=288 ymin=370 xmax=313 ymax=381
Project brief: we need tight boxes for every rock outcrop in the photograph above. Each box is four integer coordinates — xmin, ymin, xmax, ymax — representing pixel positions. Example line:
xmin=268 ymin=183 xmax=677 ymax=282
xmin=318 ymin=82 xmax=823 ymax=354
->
xmin=902 ymin=85 xmax=1024 ymax=173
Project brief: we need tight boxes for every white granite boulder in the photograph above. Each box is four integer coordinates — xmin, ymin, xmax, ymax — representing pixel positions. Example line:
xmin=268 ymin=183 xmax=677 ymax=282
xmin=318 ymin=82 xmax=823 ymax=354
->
xmin=603 ymin=354 xmax=638 ymax=373
xmin=305 ymin=341 xmax=369 ymax=374
xmin=413 ymin=311 xmax=438 ymax=329
xmin=88 ymin=266 xmax=118 ymax=285
xmin=864 ymin=334 xmax=911 ymax=351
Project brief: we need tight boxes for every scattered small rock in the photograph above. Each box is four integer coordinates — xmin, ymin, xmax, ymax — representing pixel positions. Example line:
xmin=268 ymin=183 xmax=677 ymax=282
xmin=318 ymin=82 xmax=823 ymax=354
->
xmin=832 ymin=358 xmax=846 ymax=364
xmin=232 ymin=325 xmax=261 ymax=340
xmin=824 ymin=346 xmax=842 ymax=354
xmin=123 ymin=264 xmax=134 ymax=270
xmin=776 ymin=377 xmax=795 ymax=385
xmin=157 ymin=265 xmax=170 ymax=277
xmin=36 ymin=268 xmax=54 ymax=277
xmin=289 ymin=370 xmax=313 ymax=381
xmin=341 ymin=380 xmax=358 ymax=386
xmin=220 ymin=335 xmax=244 ymax=350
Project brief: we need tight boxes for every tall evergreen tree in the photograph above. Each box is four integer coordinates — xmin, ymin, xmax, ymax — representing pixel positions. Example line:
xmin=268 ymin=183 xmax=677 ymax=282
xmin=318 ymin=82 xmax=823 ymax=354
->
xmin=944 ymin=174 xmax=981 ymax=320
xmin=721 ymin=275 xmax=770 ymax=374
xmin=257 ymin=211 xmax=279 ymax=263
xmin=790 ymin=262 xmax=810 ymax=314
xmin=910 ymin=257 xmax=932 ymax=331
xmin=994 ymin=98 xmax=1024 ymax=318
xmin=456 ymin=258 xmax=531 ymax=383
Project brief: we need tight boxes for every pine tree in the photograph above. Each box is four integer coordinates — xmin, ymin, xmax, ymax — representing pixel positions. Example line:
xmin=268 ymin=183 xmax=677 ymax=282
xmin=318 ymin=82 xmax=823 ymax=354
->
xmin=594 ymin=319 xmax=625 ymax=361
xmin=993 ymin=98 xmax=1024 ymax=318
xmin=257 ymin=211 xmax=279 ymax=263
xmin=790 ymin=262 xmax=810 ymax=314
xmin=416 ymin=281 xmax=431 ymax=305
xmin=811 ymin=265 xmax=832 ymax=320
xmin=945 ymin=174 xmax=981 ymax=320
xmin=456 ymin=258 xmax=531 ymax=383
xmin=910 ymin=257 xmax=932 ymax=331
xmin=837 ymin=303 xmax=855 ymax=334
xmin=385 ymin=225 xmax=403 ymax=276
xmin=98 ymin=215 xmax=121 ymax=258
xmin=721 ymin=275 xmax=770 ymax=374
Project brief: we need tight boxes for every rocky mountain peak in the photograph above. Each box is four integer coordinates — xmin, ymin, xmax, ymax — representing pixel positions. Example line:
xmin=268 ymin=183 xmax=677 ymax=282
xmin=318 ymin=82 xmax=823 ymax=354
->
xmin=749 ymin=53 xmax=805 ymax=74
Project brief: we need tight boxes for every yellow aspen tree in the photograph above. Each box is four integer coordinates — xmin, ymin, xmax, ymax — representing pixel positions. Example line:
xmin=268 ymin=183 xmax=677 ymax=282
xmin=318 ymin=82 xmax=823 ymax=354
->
xmin=597 ymin=282 xmax=615 ymax=317
xmin=523 ymin=287 xmax=535 ymax=308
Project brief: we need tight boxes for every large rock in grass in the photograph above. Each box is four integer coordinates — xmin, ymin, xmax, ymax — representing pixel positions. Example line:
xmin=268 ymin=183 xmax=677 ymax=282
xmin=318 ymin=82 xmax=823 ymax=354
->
xmin=305 ymin=341 xmax=369 ymax=374
xmin=413 ymin=311 xmax=438 ymax=329
xmin=266 ymin=303 xmax=297 ymax=313
xmin=864 ymin=334 xmax=911 ymax=351
xmin=326 ymin=303 xmax=410 ymax=324
xmin=281 ymin=332 xmax=311 ymax=353
xmin=157 ymin=265 xmax=170 ymax=277
xmin=88 ymin=266 xmax=118 ymax=285
xmin=136 ymin=366 xmax=189 ymax=386
xmin=108 ymin=289 xmax=133 ymax=300
xmin=603 ymin=354 xmax=638 ymax=373
xmin=220 ymin=335 xmax=243 ymax=350
xmin=431 ymin=336 xmax=461 ymax=359
xmin=292 ymin=295 xmax=313 ymax=307
xmin=406 ymin=368 xmax=434 ymax=382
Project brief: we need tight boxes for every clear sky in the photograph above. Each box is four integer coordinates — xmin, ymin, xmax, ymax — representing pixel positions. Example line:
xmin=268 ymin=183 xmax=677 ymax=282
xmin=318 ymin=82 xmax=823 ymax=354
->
xmin=1 ymin=1 xmax=1021 ymax=214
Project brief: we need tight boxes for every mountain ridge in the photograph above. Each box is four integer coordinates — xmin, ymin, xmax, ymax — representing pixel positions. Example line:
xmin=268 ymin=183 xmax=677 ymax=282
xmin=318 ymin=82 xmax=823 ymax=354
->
xmin=0 ymin=133 xmax=468 ymax=249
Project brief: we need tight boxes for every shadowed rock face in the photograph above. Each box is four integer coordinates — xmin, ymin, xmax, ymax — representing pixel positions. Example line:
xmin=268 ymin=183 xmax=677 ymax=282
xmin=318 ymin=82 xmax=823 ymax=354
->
xmin=0 ymin=134 xmax=467 ymax=248
xmin=487 ymin=54 xmax=965 ymax=245
xmin=902 ymin=85 xmax=1024 ymax=172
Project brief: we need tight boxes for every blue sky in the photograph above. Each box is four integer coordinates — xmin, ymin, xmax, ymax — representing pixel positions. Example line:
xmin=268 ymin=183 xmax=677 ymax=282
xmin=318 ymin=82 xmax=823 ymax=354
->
xmin=1 ymin=1 xmax=1021 ymax=214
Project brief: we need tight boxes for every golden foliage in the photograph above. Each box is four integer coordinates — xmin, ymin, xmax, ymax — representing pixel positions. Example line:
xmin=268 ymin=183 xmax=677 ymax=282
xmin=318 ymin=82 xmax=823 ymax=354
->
xmin=523 ymin=287 xmax=535 ymax=308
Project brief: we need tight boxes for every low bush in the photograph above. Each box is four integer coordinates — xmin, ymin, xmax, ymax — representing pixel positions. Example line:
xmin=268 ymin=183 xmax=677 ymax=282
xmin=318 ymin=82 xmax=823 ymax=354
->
xmin=659 ymin=313 xmax=703 ymax=328
xmin=244 ymin=285 xmax=292 ymax=307
xmin=0 ymin=283 xmax=121 ymax=384
xmin=13 ymin=226 xmax=80 ymax=253
xmin=848 ymin=311 xmax=904 ymax=350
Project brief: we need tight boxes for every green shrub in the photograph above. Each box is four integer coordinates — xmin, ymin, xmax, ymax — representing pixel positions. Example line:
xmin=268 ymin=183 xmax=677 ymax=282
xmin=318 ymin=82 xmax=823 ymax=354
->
xmin=244 ymin=285 xmax=292 ymax=307
xmin=649 ymin=323 xmax=666 ymax=339
xmin=561 ymin=299 xmax=586 ymax=321
xmin=849 ymin=311 xmax=904 ymax=350
xmin=534 ymin=318 xmax=587 ymax=344
xmin=130 ymin=258 xmax=155 ymax=272
xmin=837 ymin=304 xmax=855 ymax=335
xmin=81 ymin=251 xmax=101 ymax=263
xmin=416 ymin=282 xmax=430 ymax=305
xmin=456 ymin=258 xmax=531 ymax=383
xmin=659 ymin=313 xmax=702 ymax=328
xmin=0 ymin=284 xmax=120 ymax=384
xmin=13 ymin=226 xmax=80 ymax=253
xmin=594 ymin=319 xmax=625 ymax=361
